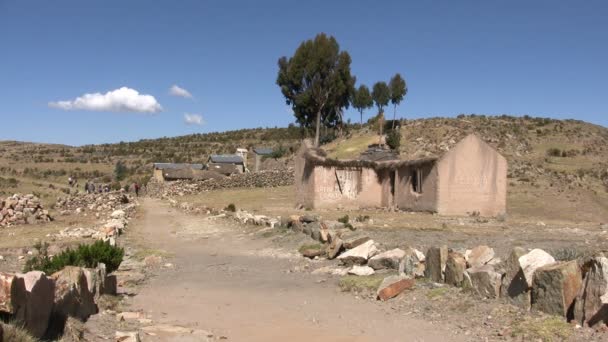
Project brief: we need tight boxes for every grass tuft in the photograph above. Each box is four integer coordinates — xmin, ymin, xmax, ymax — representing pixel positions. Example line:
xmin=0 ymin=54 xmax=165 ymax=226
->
xmin=338 ymin=274 xmax=385 ymax=292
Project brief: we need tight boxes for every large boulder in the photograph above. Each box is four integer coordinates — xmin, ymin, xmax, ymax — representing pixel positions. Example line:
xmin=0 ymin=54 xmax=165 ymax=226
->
xmin=51 ymin=266 xmax=97 ymax=322
xmin=399 ymin=247 xmax=425 ymax=278
xmin=531 ymin=260 xmax=581 ymax=318
xmin=500 ymin=247 xmax=531 ymax=309
xmin=574 ymin=256 xmax=608 ymax=326
xmin=424 ymin=246 xmax=448 ymax=282
xmin=348 ymin=265 xmax=375 ymax=276
xmin=368 ymin=248 xmax=405 ymax=270
xmin=14 ymin=271 xmax=55 ymax=338
xmin=466 ymin=245 xmax=495 ymax=268
xmin=343 ymin=236 xmax=371 ymax=250
xmin=83 ymin=263 xmax=108 ymax=303
xmin=466 ymin=265 xmax=502 ymax=298
xmin=337 ymin=240 xmax=379 ymax=266
xmin=0 ymin=272 xmax=26 ymax=314
xmin=377 ymin=275 xmax=415 ymax=301
xmin=519 ymin=249 xmax=555 ymax=288
xmin=326 ymin=237 xmax=344 ymax=260
xmin=445 ymin=252 xmax=467 ymax=287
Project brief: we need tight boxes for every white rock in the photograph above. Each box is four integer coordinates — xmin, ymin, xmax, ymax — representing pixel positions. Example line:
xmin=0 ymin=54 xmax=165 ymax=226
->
xmin=115 ymin=331 xmax=140 ymax=342
xmin=348 ymin=265 xmax=375 ymax=276
xmin=337 ymin=240 xmax=379 ymax=266
xmin=519 ymin=249 xmax=556 ymax=287
xmin=110 ymin=209 xmax=126 ymax=219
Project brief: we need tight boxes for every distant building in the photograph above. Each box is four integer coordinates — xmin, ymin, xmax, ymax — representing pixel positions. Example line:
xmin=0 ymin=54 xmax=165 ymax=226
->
xmin=153 ymin=163 xmax=204 ymax=181
xmin=295 ymin=134 xmax=507 ymax=217
xmin=207 ymin=154 xmax=245 ymax=175
xmin=253 ymin=147 xmax=274 ymax=172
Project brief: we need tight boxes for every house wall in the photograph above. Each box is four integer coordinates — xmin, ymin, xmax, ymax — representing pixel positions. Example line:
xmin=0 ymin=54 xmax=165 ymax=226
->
xmin=310 ymin=166 xmax=383 ymax=209
xmin=153 ymin=169 xmax=165 ymax=182
xmin=436 ymin=135 xmax=507 ymax=216
xmin=394 ymin=163 xmax=439 ymax=212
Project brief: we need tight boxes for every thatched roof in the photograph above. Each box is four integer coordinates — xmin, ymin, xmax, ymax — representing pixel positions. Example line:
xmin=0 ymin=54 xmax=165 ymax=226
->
xmin=303 ymin=148 xmax=436 ymax=171
xmin=163 ymin=168 xmax=228 ymax=181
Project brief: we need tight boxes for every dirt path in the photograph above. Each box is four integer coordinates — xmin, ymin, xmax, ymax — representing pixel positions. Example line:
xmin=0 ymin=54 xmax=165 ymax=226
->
xmin=127 ymin=199 xmax=461 ymax=342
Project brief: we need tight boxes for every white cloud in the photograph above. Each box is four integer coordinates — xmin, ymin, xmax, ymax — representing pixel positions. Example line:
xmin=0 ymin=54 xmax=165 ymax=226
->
xmin=49 ymin=87 xmax=162 ymax=113
xmin=184 ymin=113 xmax=204 ymax=126
xmin=169 ymin=84 xmax=193 ymax=98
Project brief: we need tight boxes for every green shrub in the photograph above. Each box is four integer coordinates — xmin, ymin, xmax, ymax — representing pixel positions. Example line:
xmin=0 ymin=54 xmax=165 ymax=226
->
xmin=24 ymin=240 xmax=124 ymax=274
xmin=337 ymin=215 xmax=350 ymax=224
xmin=386 ymin=129 xmax=401 ymax=150
xmin=224 ymin=203 xmax=236 ymax=212
xmin=546 ymin=148 xmax=562 ymax=157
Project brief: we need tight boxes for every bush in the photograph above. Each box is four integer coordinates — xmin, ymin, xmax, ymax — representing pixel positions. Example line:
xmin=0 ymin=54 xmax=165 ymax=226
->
xmin=337 ymin=214 xmax=349 ymax=224
xmin=224 ymin=203 xmax=236 ymax=212
xmin=546 ymin=148 xmax=562 ymax=157
xmin=386 ymin=130 xmax=401 ymax=150
xmin=24 ymin=240 xmax=124 ymax=274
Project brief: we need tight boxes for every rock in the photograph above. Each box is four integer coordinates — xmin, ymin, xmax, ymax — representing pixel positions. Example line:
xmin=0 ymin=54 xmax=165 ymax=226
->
xmin=368 ymin=248 xmax=405 ymax=270
xmin=301 ymin=248 xmax=325 ymax=259
xmin=14 ymin=271 xmax=54 ymax=338
xmin=424 ymin=246 xmax=448 ymax=282
xmin=574 ymin=256 xmax=608 ymax=326
xmin=500 ymin=247 xmax=531 ymax=309
xmin=116 ymin=331 xmax=141 ymax=342
xmin=399 ymin=247 xmax=426 ymax=278
xmin=326 ymin=237 xmax=344 ymax=260
xmin=0 ymin=272 xmax=26 ymax=314
xmin=343 ymin=236 xmax=371 ymax=249
xmin=83 ymin=263 xmax=107 ymax=302
xmin=51 ymin=266 xmax=97 ymax=322
xmin=519 ymin=249 xmax=556 ymax=287
xmin=445 ymin=252 xmax=467 ymax=287
xmin=531 ymin=260 xmax=582 ymax=318
xmin=337 ymin=240 xmax=379 ymax=266
xmin=466 ymin=245 xmax=495 ymax=268
xmin=466 ymin=265 xmax=502 ymax=298
xmin=112 ymin=209 xmax=127 ymax=219
xmin=348 ymin=265 xmax=375 ymax=276
xmin=117 ymin=311 xmax=145 ymax=321
xmin=377 ymin=275 xmax=415 ymax=301
xmin=300 ymin=215 xmax=318 ymax=223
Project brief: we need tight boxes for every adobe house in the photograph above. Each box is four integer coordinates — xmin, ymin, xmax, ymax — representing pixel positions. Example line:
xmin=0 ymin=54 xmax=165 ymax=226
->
xmin=153 ymin=163 xmax=204 ymax=181
xmin=295 ymin=134 xmax=507 ymax=216
xmin=206 ymin=154 xmax=245 ymax=175
xmin=253 ymin=147 xmax=274 ymax=172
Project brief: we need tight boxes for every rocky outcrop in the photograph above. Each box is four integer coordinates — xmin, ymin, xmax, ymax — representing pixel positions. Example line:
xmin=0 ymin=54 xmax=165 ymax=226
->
xmin=0 ymin=194 xmax=52 ymax=227
xmin=51 ymin=266 xmax=98 ymax=322
xmin=425 ymin=246 xmax=448 ymax=282
xmin=500 ymin=247 xmax=531 ymax=309
xmin=531 ymin=260 xmax=581 ymax=318
xmin=14 ymin=271 xmax=55 ymax=338
xmin=574 ymin=255 xmax=608 ymax=326
xmin=337 ymin=240 xmax=379 ymax=266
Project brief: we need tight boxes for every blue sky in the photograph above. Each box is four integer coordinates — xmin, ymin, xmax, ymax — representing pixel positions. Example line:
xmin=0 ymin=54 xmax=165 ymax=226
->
xmin=1 ymin=1 xmax=606 ymax=146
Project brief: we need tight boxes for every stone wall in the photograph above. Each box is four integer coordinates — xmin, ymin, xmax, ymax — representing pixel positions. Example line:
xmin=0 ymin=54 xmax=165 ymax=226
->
xmin=0 ymin=194 xmax=52 ymax=227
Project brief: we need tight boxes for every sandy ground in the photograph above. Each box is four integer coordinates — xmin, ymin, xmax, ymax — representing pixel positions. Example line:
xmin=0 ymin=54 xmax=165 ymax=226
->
xmin=126 ymin=198 xmax=461 ymax=342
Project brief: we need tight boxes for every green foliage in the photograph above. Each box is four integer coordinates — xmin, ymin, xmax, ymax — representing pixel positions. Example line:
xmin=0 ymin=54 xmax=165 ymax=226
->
xmin=224 ymin=203 xmax=236 ymax=212
xmin=276 ymin=33 xmax=356 ymax=146
xmin=389 ymin=73 xmax=407 ymax=129
xmin=546 ymin=148 xmax=562 ymax=157
xmin=337 ymin=214 xmax=350 ymax=224
xmin=0 ymin=177 xmax=19 ymax=188
xmin=353 ymin=84 xmax=373 ymax=125
xmin=386 ymin=129 xmax=401 ymax=150
xmin=372 ymin=81 xmax=390 ymax=113
xmin=24 ymin=240 xmax=124 ymax=274
xmin=265 ymin=146 xmax=287 ymax=159
xmin=339 ymin=274 xmax=386 ymax=292
xmin=114 ymin=160 xmax=128 ymax=181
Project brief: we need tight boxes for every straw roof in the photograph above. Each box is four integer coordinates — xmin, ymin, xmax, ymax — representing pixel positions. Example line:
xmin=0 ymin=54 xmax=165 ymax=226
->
xmin=303 ymin=147 xmax=436 ymax=171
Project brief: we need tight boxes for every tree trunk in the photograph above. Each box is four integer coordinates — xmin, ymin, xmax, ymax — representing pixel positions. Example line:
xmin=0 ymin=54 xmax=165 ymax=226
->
xmin=314 ymin=110 xmax=321 ymax=147
xmin=360 ymin=110 xmax=363 ymax=128
xmin=392 ymin=104 xmax=397 ymax=130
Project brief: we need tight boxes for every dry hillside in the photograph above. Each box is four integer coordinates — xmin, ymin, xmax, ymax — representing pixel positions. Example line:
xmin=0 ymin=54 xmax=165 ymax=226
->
xmin=1 ymin=115 xmax=607 ymax=220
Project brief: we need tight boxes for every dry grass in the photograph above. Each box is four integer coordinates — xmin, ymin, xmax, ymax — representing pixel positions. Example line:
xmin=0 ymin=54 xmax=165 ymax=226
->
xmin=0 ymin=322 xmax=36 ymax=342
xmin=511 ymin=316 xmax=572 ymax=341
xmin=325 ymin=132 xmax=379 ymax=159
xmin=338 ymin=274 xmax=386 ymax=292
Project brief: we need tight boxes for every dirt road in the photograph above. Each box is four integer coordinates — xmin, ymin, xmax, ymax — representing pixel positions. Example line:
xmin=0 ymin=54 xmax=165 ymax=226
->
xmin=127 ymin=199 xmax=460 ymax=342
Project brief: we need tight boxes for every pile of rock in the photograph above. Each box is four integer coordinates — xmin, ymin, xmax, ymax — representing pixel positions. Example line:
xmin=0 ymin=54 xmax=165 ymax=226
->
xmin=148 ymin=169 xmax=295 ymax=198
xmin=0 ymin=194 xmax=52 ymax=227
xmin=55 ymin=191 xmax=132 ymax=216
xmin=0 ymin=263 xmax=116 ymax=339
xmin=56 ymin=209 xmax=130 ymax=245
xmin=287 ymin=215 xmax=608 ymax=327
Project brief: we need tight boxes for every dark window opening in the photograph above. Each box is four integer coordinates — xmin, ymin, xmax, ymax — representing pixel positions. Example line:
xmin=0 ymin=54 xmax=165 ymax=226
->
xmin=411 ymin=169 xmax=422 ymax=193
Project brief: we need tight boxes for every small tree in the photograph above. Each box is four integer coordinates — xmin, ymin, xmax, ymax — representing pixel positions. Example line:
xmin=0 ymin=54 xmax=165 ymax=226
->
xmin=389 ymin=73 xmax=407 ymax=129
xmin=372 ymin=82 xmax=390 ymax=115
xmin=276 ymin=33 xmax=356 ymax=147
xmin=353 ymin=85 xmax=373 ymax=127
xmin=114 ymin=161 xmax=128 ymax=181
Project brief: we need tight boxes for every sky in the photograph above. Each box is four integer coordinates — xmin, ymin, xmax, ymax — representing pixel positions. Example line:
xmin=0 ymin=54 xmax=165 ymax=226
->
xmin=0 ymin=0 xmax=606 ymax=146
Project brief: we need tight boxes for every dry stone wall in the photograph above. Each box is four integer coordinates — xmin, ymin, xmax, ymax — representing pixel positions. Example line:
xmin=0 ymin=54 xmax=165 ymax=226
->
xmin=0 ymin=194 xmax=52 ymax=227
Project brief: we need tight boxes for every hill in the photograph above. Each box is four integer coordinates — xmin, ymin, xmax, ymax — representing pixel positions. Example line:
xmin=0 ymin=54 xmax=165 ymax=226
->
xmin=1 ymin=115 xmax=607 ymax=219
